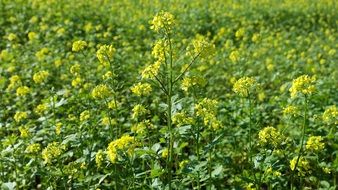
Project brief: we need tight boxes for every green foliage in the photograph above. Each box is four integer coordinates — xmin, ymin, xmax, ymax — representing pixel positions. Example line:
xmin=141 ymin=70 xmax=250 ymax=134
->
xmin=0 ymin=0 xmax=337 ymax=189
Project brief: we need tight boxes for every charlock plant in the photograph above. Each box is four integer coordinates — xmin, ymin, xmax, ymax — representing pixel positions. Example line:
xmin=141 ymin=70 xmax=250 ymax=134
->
xmin=131 ymin=10 xmax=215 ymax=189
xmin=287 ymin=75 xmax=316 ymax=189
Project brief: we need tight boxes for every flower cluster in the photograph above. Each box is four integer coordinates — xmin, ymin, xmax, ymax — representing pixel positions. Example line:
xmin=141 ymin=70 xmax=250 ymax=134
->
xmin=282 ymin=105 xmax=299 ymax=117
xmin=132 ymin=104 xmax=148 ymax=119
xmin=290 ymin=156 xmax=310 ymax=176
xmin=233 ymin=77 xmax=257 ymax=97
xmin=131 ymin=82 xmax=152 ymax=96
xmin=194 ymin=98 xmax=221 ymax=130
xmin=150 ymin=11 xmax=175 ymax=32
xmin=95 ymin=150 xmax=105 ymax=168
xmin=26 ymin=143 xmax=41 ymax=154
xmin=289 ymin=75 xmax=316 ymax=98
xmin=107 ymin=135 xmax=135 ymax=163
xmin=33 ymin=70 xmax=49 ymax=84
xmin=306 ymin=136 xmax=324 ymax=152
xmin=187 ymin=35 xmax=215 ymax=58
xmin=258 ymin=127 xmax=283 ymax=147
xmin=91 ymin=84 xmax=111 ymax=99
xmin=96 ymin=44 xmax=115 ymax=66
xmin=72 ymin=40 xmax=87 ymax=52
xmin=181 ymin=76 xmax=206 ymax=92
xmin=16 ymin=86 xmax=30 ymax=96
xmin=41 ymin=142 xmax=66 ymax=164
xmin=172 ymin=112 xmax=194 ymax=127
xmin=322 ymin=105 xmax=338 ymax=125
xmin=14 ymin=111 xmax=28 ymax=122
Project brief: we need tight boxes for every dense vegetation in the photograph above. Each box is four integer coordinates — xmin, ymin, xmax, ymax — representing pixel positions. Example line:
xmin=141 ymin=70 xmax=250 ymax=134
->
xmin=0 ymin=0 xmax=337 ymax=189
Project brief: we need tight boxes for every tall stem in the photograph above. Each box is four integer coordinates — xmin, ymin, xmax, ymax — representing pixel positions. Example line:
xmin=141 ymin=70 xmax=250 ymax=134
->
xmin=208 ymin=133 xmax=213 ymax=190
xmin=166 ymin=30 xmax=174 ymax=190
xmin=196 ymin=124 xmax=200 ymax=190
xmin=290 ymin=96 xmax=308 ymax=189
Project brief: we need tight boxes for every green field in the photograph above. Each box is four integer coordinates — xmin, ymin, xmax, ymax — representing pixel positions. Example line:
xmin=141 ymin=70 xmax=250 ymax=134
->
xmin=0 ymin=0 xmax=337 ymax=189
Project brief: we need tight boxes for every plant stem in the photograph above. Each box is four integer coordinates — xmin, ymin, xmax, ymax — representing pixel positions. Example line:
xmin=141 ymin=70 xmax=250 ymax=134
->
xmin=166 ymin=30 xmax=174 ymax=190
xmin=208 ymin=134 xmax=213 ymax=190
xmin=290 ymin=96 xmax=308 ymax=188
xmin=196 ymin=124 xmax=200 ymax=190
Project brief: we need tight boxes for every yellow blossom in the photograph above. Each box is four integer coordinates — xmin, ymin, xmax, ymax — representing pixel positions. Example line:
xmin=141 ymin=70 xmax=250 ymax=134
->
xmin=150 ymin=11 xmax=175 ymax=32
xmin=258 ymin=127 xmax=283 ymax=147
xmin=80 ymin=110 xmax=90 ymax=122
xmin=107 ymin=135 xmax=135 ymax=163
xmin=131 ymin=82 xmax=152 ymax=96
xmin=289 ymin=75 xmax=316 ymax=98
xmin=42 ymin=142 xmax=66 ymax=164
xmin=95 ymin=150 xmax=104 ymax=167
xmin=306 ymin=136 xmax=324 ymax=152
xmin=16 ymin=86 xmax=30 ymax=96
xmin=72 ymin=40 xmax=87 ymax=52
xmin=33 ymin=70 xmax=49 ymax=84
xmin=322 ymin=105 xmax=338 ymax=125
xmin=92 ymin=84 xmax=111 ymax=99
xmin=14 ymin=111 xmax=28 ymax=122
xmin=233 ymin=76 xmax=257 ymax=97
xmin=26 ymin=143 xmax=41 ymax=154
xmin=96 ymin=44 xmax=115 ymax=66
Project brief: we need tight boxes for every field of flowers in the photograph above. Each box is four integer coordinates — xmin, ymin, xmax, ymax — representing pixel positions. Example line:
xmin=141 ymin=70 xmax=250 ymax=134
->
xmin=0 ymin=0 xmax=337 ymax=189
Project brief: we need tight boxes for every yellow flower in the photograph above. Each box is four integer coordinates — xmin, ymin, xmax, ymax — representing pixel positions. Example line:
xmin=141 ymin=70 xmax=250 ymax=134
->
xmin=195 ymin=98 xmax=220 ymax=129
xmin=72 ymin=40 xmax=87 ymax=52
xmin=108 ymin=100 xmax=118 ymax=109
xmin=7 ymin=75 xmax=21 ymax=90
xmin=289 ymin=156 xmax=310 ymax=176
xmin=289 ymin=75 xmax=316 ymax=98
xmin=26 ymin=143 xmax=41 ymax=154
xmin=92 ymin=84 xmax=111 ymax=99
xmin=80 ymin=110 xmax=90 ymax=122
xmin=19 ymin=126 xmax=30 ymax=138
xmin=35 ymin=48 xmax=49 ymax=61
xmin=322 ymin=105 xmax=338 ymax=125
xmin=306 ymin=136 xmax=324 ymax=152
xmin=235 ymin=28 xmax=245 ymax=38
xmin=70 ymin=63 xmax=81 ymax=75
xmin=28 ymin=32 xmax=38 ymax=41
xmin=95 ymin=150 xmax=104 ymax=168
xmin=151 ymin=39 xmax=167 ymax=62
xmin=258 ymin=127 xmax=283 ymax=147
xmin=14 ymin=111 xmax=28 ymax=122
xmin=131 ymin=82 xmax=152 ymax=96
xmin=229 ymin=50 xmax=240 ymax=62
xmin=282 ymin=105 xmax=299 ymax=117
xmin=187 ymin=35 xmax=215 ymax=58
xmin=172 ymin=112 xmax=194 ymax=127
xmin=16 ymin=86 xmax=30 ymax=96
xmin=101 ymin=116 xmax=110 ymax=126
xmin=107 ymin=135 xmax=135 ymax=163
xmin=71 ymin=77 xmax=82 ymax=87
xmin=102 ymin=71 xmax=114 ymax=80
xmin=131 ymin=120 xmax=153 ymax=135
xmin=54 ymin=59 xmax=63 ymax=67
xmin=233 ymin=77 xmax=257 ymax=97
xmin=161 ymin=148 xmax=169 ymax=158
xmin=96 ymin=44 xmax=115 ymax=66
xmin=141 ymin=61 xmax=161 ymax=79
xmin=35 ymin=103 xmax=48 ymax=115
xmin=42 ymin=142 xmax=66 ymax=164
xmin=132 ymin=104 xmax=148 ymax=119
xmin=55 ymin=122 xmax=62 ymax=135
xmin=33 ymin=70 xmax=49 ymax=84
xmin=181 ymin=76 xmax=206 ymax=92
xmin=7 ymin=33 xmax=17 ymax=41
xmin=150 ymin=11 xmax=175 ymax=32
